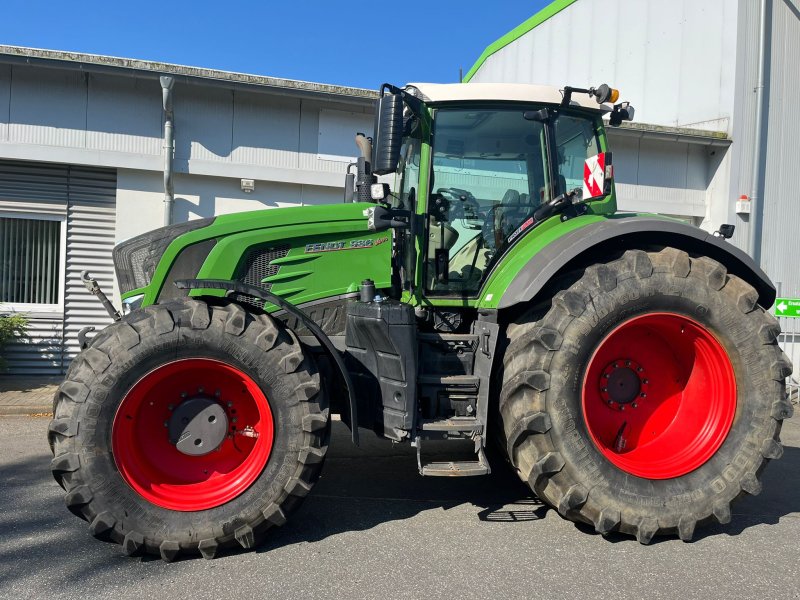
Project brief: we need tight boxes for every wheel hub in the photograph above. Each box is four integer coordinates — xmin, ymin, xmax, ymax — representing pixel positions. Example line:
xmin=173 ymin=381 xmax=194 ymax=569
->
xmin=167 ymin=396 xmax=229 ymax=456
xmin=599 ymin=359 xmax=648 ymax=409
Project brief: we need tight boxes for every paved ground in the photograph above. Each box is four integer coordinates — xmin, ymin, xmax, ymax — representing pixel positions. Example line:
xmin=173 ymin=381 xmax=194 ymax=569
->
xmin=0 ymin=377 xmax=59 ymax=415
xmin=1 ymin=414 xmax=799 ymax=600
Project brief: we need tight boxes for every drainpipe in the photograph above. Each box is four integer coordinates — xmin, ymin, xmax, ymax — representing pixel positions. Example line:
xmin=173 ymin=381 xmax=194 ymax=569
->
xmin=747 ymin=0 xmax=770 ymax=265
xmin=160 ymin=76 xmax=175 ymax=226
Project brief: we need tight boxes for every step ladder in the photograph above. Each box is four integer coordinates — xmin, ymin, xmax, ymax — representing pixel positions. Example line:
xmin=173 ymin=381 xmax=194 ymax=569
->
xmin=413 ymin=320 xmax=498 ymax=477
xmin=414 ymin=430 xmax=490 ymax=477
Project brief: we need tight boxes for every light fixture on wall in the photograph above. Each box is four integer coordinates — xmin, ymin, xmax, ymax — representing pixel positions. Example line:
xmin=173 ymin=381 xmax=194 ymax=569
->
xmin=241 ymin=179 xmax=255 ymax=193
xmin=735 ymin=195 xmax=751 ymax=215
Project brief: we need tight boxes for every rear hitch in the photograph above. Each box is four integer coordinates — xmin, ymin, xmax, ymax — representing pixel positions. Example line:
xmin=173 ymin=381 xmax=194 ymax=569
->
xmin=81 ymin=270 xmax=121 ymax=321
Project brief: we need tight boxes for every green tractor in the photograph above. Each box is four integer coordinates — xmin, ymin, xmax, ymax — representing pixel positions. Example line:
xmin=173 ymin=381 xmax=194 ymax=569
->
xmin=49 ymin=82 xmax=793 ymax=560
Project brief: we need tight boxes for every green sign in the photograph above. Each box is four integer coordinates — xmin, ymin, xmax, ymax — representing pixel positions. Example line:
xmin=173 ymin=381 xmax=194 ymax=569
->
xmin=775 ymin=297 xmax=800 ymax=318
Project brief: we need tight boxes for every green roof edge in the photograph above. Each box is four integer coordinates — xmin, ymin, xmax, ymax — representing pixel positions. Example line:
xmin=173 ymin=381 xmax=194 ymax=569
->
xmin=462 ymin=0 xmax=580 ymax=82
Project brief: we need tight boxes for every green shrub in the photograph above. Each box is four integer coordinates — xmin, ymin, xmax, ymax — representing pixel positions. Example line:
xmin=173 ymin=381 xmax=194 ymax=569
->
xmin=0 ymin=314 xmax=29 ymax=371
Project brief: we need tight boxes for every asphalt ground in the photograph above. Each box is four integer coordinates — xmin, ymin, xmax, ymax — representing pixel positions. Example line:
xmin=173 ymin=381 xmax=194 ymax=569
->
xmin=1 ymin=414 xmax=798 ymax=600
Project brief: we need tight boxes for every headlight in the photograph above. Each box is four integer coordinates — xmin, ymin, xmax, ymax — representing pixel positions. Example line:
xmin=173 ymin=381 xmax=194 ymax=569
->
xmin=113 ymin=218 xmax=213 ymax=294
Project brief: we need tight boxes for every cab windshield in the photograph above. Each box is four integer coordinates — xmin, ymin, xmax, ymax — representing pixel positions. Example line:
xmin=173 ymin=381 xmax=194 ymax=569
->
xmin=425 ymin=107 xmax=600 ymax=295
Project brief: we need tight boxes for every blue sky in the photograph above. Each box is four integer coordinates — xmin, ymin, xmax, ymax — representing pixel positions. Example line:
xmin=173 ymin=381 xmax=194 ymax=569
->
xmin=0 ymin=1 xmax=549 ymax=89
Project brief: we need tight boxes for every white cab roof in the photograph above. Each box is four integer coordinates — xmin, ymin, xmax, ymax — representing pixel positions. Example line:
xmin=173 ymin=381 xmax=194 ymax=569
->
xmin=407 ymin=82 xmax=608 ymax=111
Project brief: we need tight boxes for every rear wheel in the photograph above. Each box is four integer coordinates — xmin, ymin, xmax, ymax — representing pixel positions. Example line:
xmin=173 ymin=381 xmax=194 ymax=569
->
xmin=49 ymin=299 xmax=329 ymax=560
xmin=499 ymin=248 xmax=793 ymax=543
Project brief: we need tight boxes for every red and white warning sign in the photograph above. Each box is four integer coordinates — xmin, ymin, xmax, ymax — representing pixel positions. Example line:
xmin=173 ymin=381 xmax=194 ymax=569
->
xmin=583 ymin=152 xmax=611 ymax=199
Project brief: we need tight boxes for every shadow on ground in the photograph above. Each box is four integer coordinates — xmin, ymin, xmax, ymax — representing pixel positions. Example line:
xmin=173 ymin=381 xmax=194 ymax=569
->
xmin=0 ymin=420 xmax=798 ymax=583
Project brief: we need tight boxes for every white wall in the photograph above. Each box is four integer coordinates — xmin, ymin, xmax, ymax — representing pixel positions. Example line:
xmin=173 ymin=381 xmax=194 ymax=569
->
xmin=115 ymin=169 xmax=345 ymax=243
xmin=471 ymin=0 xmax=738 ymax=132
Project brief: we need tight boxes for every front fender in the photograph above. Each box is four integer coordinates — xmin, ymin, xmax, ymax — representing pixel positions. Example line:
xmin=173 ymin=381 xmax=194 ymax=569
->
xmin=492 ymin=216 xmax=775 ymax=310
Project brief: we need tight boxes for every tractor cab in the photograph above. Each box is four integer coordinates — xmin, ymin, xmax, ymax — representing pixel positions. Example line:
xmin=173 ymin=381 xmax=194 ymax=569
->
xmin=350 ymin=82 xmax=633 ymax=311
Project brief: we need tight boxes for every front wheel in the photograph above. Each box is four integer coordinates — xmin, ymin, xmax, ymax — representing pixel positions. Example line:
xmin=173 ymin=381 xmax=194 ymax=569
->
xmin=499 ymin=248 xmax=793 ymax=543
xmin=49 ymin=299 xmax=329 ymax=560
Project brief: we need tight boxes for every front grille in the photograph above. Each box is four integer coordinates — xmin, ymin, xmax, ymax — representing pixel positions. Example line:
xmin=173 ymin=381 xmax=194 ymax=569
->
xmin=233 ymin=244 xmax=290 ymax=308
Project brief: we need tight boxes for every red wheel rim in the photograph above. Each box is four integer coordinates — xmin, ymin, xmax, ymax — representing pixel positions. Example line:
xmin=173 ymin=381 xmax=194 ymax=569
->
xmin=582 ymin=313 xmax=736 ymax=479
xmin=112 ymin=358 xmax=274 ymax=511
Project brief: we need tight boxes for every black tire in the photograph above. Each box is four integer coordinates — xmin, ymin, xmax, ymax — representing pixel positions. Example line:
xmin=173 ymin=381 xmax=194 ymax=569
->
xmin=498 ymin=248 xmax=794 ymax=543
xmin=48 ymin=298 xmax=329 ymax=560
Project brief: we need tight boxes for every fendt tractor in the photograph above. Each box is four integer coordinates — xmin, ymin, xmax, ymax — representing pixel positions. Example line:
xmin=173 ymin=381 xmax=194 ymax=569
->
xmin=49 ymin=82 xmax=793 ymax=561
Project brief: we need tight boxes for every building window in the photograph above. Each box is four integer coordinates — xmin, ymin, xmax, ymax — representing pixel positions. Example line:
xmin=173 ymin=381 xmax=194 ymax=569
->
xmin=0 ymin=214 xmax=65 ymax=311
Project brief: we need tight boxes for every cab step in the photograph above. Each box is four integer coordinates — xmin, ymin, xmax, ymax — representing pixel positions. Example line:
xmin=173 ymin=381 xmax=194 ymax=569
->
xmin=420 ymin=417 xmax=482 ymax=433
xmin=420 ymin=445 xmax=490 ymax=477
xmin=415 ymin=436 xmax=491 ymax=477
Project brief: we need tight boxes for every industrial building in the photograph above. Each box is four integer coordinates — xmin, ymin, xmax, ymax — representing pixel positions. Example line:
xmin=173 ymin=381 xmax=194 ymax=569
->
xmin=0 ymin=47 xmax=376 ymax=374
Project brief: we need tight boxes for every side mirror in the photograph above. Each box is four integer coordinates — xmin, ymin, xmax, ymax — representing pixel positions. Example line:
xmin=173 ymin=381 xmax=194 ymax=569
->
xmin=582 ymin=152 xmax=613 ymax=200
xmin=372 ymin=92 xmax=404 ymax=175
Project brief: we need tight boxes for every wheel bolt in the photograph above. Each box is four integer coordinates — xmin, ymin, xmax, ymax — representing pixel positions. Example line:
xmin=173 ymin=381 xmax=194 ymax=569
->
xmin=620 ymin=405 xmax=625 ymax=411
xmin=632 ymin=402 xmax=638 ymax=409
xmin=227 ymin=401 xmax=233 ymax=408
xmin=637 ymin=367 xmax=644 ymax=372
xmin=625 ymin=360 xmax=631 ymax=366
xmin=232 ymin=417 xmax=238 ymax=424
xmin=167 ymin=404 xmax=174 ymax=411
xmin=198 ymin=387 xmax=204 ymax=393
xmin=643 ymin=379 xmax=649 ymax=384
xmin=601 ymin=387 xmax=607 ymax=392
xmin=163 ymin=421 xmax=168 ymax=427
xmin=180 ymin=392 xmax=187 ymax=399
xmin=640 ymin=393 xmax=647 ymax=398
xmin=215 ymin=390 xmax=221 ymax=397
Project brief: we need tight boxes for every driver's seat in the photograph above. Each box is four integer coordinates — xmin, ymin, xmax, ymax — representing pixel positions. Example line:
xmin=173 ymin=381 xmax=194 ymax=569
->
xmin=496 ymin=189 xmax=530 ymax=238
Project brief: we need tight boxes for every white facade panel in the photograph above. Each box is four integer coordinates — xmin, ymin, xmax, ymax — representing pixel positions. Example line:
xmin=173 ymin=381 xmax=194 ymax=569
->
xmin=317 ymin=109 xmax=374 ymax=163
xmin=86 ymin=74 xmax=162 ymax=155
xmin=471 ymin=0 xmax=738 ymax=131
xmin=609 ymin=134 xmax=711 ymax=218
xmin=175 ymin=85 xmax=233 ymax=163
xmin=8 ymin=67 xmax=87 ymax=148
xmin=231 ymin=92 xmax=300 ymax=169
xmin=298 ymin=100 xmax=373 ymax=174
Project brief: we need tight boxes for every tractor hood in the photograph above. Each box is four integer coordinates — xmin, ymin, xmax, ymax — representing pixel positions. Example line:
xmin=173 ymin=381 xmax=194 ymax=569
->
xmin=115 ymin=202 xmax=392 ymax=310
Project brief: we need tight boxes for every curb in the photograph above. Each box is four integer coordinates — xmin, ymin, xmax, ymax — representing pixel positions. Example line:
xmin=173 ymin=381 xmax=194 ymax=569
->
xmin=0 ymin=405 xmax=52 ymax=416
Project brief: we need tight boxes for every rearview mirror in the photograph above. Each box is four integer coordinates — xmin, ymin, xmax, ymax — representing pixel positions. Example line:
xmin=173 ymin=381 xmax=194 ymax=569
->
xmin=372 ymin=92 xmax=404 ymax=175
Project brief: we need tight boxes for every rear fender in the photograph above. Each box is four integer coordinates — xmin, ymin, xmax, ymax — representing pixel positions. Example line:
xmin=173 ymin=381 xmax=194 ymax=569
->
xmin=497 ymin=217 xmax=776 ymax=311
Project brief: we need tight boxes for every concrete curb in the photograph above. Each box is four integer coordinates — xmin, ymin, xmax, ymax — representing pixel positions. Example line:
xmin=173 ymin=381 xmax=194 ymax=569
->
xmin=0 ymin=405 xmax=52 ymax=416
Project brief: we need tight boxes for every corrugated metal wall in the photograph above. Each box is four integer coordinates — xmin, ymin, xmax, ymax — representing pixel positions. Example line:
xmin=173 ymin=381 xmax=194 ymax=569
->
xmin=62 ymin=167 xmax=117 ymax=365
xmin=731 ymin=0 xmax=800 ymax=299
xmin=0 ymin=159 xmax=116 ymax=375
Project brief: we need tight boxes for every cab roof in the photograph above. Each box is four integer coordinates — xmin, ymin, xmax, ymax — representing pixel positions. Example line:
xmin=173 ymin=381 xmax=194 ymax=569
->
xmin=406 ymin=82 xmax=609 ymax=111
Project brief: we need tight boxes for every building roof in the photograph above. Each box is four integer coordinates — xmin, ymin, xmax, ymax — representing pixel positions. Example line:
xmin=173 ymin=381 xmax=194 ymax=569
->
xmin=0 ymin=45 xmax=379 ymax=103
xmin=408 ymin=81 xmax=606 ymax=110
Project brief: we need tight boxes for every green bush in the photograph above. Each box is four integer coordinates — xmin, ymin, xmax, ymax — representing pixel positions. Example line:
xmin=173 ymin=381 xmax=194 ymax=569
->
xmin=0 ymin=314 xmax=29 ymax=371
